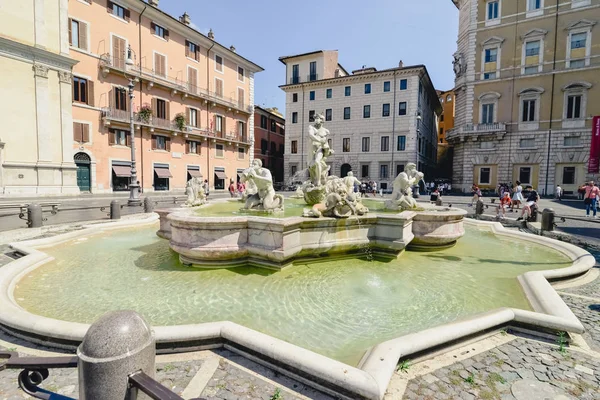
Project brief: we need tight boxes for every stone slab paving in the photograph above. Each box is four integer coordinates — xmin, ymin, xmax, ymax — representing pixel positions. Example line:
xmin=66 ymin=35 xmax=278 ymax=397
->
xmin=560 ymin=294 xmax=600 ymax=353
xmin=401 ymin=336 xmax=600 ymax=400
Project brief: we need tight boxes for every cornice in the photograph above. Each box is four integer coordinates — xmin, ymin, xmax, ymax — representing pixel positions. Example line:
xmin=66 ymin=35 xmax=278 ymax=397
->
xmin=0 ymin=36 xmax=78 ymax=71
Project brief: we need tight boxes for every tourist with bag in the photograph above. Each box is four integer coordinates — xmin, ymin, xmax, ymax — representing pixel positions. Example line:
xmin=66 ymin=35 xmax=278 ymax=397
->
xmin=584 ymin=181 xmax=599 ymax=218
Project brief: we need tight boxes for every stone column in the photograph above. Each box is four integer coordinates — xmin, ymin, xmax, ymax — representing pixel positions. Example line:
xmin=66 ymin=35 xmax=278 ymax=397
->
xmin=58 ymin=70 xmax=79 ymax=193
xmin=33 ymin=0 xmax=46 ymax=48
xmin=33 ymin=64 xmax=51 ymax=162
xmin=59 ymin=0 xmax=70 ymax=55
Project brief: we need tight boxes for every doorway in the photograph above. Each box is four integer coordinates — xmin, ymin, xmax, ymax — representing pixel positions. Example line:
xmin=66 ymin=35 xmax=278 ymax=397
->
xmin=341 ymin=163 xmax=352 ymax=178
xmin=74 ymin=152 xmax=91 ymax=192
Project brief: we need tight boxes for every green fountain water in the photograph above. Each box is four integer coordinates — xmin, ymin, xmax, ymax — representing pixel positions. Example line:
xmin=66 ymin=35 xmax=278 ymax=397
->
xmin=14 ymin=223 xmax=571 ymax=366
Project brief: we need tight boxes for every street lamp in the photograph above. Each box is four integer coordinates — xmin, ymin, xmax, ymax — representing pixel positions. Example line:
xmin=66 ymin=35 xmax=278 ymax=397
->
xmin=125 ymin=45 xmax=141 ymax=206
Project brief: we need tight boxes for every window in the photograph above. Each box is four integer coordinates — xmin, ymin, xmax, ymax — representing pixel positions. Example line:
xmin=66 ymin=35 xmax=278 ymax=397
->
xmin=480 ymin=167 xmax=491 ymax=184
xmin=186 ymin=40 xmax=199 ymax=61
xmin=279 ymin=144 xmax=284 ymax=154
xmin=362 ymin=137 xmax=370 ymax=152
xmin=344 ymin=107 xmax=351 ymax=120
xmin=382 ymin=103 xmax=390 ymax=117
xmin=569 ymin=59 xmax=585 ymax=69
xmin=343 ymin=138 xmax=350 ymax=152
xmin=309 ymin=61 xmax=317 ymax=81
xmin=238 ymin=66 xmax=244 ymax=82
xmin=73 ymin=122 xmax=90 ymax=143
xmin=69 ymin=19 xmax=88 ymax=51
xmin=71 ymin=20 xmax=80 ymax=48
xmin=487 ymin=1 xmax=499 ymax=21
xmin=238 ymin=121 xmax=246 ymax=138
xmin=440 ymin=127 xmax=444 ymax=137
xmin=566 ymin=95 xmax=582 ymax=119
xmin=326 ymin=88 xmax=332 ymax=99
xmin=215 ymin=145 xmax=224 ymax=158
xmin=292 ymin=93 xmax=298 ymax=102
xmin=214 ymin=78 xmax=223 ymax=97
xmin=110 ymin=2 xmax=127 ymax=19
xmin=154 ymin=23 xmax=166 ymax=39
xmin=381 ymin=136 xmax=389 ymax=152
xmin=361 ymin=165 xmax=369 ymax=178
xmin=291 ymin=140 xmax=298 ymax=154
xmin=398 ymin=102 xmax=407 ymax=115
xmin=363 ymin=105 xmax=371 ymax=118
xmin=292 ymin=112 xmax=298 ymax=123
xmin=260 ymin=139 xmax=267 ymax=155
xmin=480 ymin=141 xmax=495 ymax=149
xmin=325 ymin=108 xmax=332 ymax=121
xmin=309 ymin=91 xmax=315 ymax=101
xmin=446 ymin=94 xmax=452 ymax=102
xmin=154 ymin=53 xmax=166 ymax=77
xmin=520 ymin=138 xmax=535 ymax=148
xmin=528 ymin=0 xmax=541 ymax=9
xmin=523 ymin=66 xmax=538 ymax=75
xmin=73 ymin=77 xmax=88 ymax=104
xmin=563 ymin=167 xmax=576 ymax=184
xmin=215 ymin=54 xmax=223 ymax=72
xmin=260 ymin=115 xmax=267 ymax=129
xmin=345 ymin=86 xmax=351 ymax=96
xmin=571 ymin=32 xmax=587 ymax=50
xmin=563 ymin=136 xmax=581 ymax=146
xmin=270 ymin=120 xmax=277 ymax=132
xmin=519 ymin=167 xmax=532 ymax=184
xmin=292 ymin=64 xmax=299 ymax=83
xmin=111 ymin=129 xmax=128 ymax=146
xmin=485 ymin=48 xmax=498 ymax=63
xmin=155 ymin=135 xmax=167 ymax=150
xmin=396 ymin=164 xmax=405 ymax=175
xmin=271 ymin=141 xmax=277 ymax=155
xmin=522 ymin=99 xmax=536 ymax=122
xmin=215 ymin=115 xmax=223 ymax=133
xmin=481 ymin=103 xmax=495 ymax=124
xmin=383 ymin=81 xmax=390 ymax=92
xmin=291 ymin=165 xmax=297 ymax=176
xmin=187 ymin=140 xmax=199 ymax=154
xmin=397 ymin=135 xmax=406 ymax=151
xmin=440 ymin=115 xmax=445 ymax=122
xmin=364 ymin=83 xmax=371 ymax=94
xmin=238 ymin=148 xmax=245 ymax=159
xmin=155 ymin=99 xmax=167 ymax=119
xmin=525 ymin=40 xmax=540 ymax=57
xmin=483 ymin=72 xmax=497 ymax=80
xmin=309 ymin=110 xmax=315 ymax=122
xmin=114 ymin=87 xmax=127 ymax=111
xmin=189 ymin=108 xmax=198 ymax=127
xmin=380 ymin=164 xmax=389 ymax=179
xmin=399 ymin=79 xmax=407 ymax=90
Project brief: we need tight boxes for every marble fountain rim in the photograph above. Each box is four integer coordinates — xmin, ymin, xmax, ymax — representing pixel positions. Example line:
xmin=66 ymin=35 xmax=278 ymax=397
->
xmin=0 ymin=214 xmax=595 ymax=400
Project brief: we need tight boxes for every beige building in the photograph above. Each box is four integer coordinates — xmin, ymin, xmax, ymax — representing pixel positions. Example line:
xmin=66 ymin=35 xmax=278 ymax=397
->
xmin=280 ymin=51 xmax=441 ymax=190
xmin=449 ymin=0 xmax=600 ymax=196
xmin=0 ymin=0 xmax=79 ymax=195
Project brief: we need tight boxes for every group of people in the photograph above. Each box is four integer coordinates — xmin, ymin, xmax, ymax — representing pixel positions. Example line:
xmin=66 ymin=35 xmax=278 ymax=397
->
xmin=490 ymin=181 xmax=538 ymax=221
xmin=356 ymin=181 xmax=381 ymax=197
xmin=582 ymin=181 xmax=599 ymax=218
xmin=228 ymin=180 xmax=246 ymax=198
xmin=426 ymin=181 xmax=451 ymax=195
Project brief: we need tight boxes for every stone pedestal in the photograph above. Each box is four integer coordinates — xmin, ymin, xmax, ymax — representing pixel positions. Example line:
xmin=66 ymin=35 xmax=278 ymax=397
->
xmin=408 ymin=207 xmax=467 ymax=250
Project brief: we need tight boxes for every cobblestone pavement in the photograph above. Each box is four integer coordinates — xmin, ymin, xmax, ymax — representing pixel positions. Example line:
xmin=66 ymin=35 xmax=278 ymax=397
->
xmin=559 ymin=294 xmax=600 ymax=353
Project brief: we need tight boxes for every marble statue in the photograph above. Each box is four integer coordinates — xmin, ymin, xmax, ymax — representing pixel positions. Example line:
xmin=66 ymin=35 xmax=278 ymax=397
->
xmin=184 ymin=177 xmax=207 ymax=207
xmin=240 ymin=159 xmax=284 ymax=212
xmin=303 ymin=176 xmax=368 ymax=218
xmin=342 ymin=171 xmax=361 ymax=197
xmin=453 ymin=52 xmax=465 ymax=78
xmin=302 ymin=113 xmax=333 ymax=205
xmin=385 ymin=163 xmax=424 ymax=210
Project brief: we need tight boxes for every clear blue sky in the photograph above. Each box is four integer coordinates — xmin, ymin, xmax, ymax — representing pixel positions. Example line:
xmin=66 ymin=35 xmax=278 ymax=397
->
xmin=161 ymin=0 xmax=459 ymax=112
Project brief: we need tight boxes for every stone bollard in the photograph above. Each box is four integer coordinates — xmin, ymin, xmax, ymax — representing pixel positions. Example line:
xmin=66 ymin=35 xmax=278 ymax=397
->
xmin=110 ymin=200 xmax=121 ymax=220
xmin=541 ymin=208 xmax=555 ymax=230
xmin=144 ymin=196 xmax=154 ymax=213
xmin=475 ymin=200 xmax=484 ymax=217
xmin=78 ymin=310 xmax=155 ymax=400
xmin=27 ymin=203 xmax=43 ymax=228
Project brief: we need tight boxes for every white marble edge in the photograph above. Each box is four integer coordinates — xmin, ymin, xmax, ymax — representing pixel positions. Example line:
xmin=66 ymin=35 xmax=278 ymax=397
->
xmin=0 ymin=216 xmax=595 ymax=400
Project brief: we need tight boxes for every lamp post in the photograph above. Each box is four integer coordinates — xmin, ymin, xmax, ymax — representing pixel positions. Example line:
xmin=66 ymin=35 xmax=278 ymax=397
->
xmin=125 ymin=45 xmax=141 ymax=206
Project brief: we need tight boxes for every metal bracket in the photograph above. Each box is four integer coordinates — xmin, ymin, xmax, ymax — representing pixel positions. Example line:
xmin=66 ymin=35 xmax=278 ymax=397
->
xmin=100 ymin=206 xmax=110 ymax=217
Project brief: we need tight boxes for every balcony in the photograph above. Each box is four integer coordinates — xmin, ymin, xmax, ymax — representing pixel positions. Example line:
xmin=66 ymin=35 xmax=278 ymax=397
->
xmin=446 ymin=122 xmax=507 ymax=140
xmin=289 ymin=76 xmax=301 ymax=84
xmin=99 ymin=54 xmax=253 ymax=115
xmin=307 ymin=73 xmax=318 ymax=82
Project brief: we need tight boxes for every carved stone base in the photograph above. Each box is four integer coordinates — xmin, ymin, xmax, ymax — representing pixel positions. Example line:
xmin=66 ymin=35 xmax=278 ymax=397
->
xmin=303 ymin=185 xmax=326 ymax=205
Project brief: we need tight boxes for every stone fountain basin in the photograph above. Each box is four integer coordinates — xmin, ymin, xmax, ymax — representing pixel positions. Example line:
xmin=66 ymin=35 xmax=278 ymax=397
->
xmin=409 ymin=206 xmax=468 ymax=250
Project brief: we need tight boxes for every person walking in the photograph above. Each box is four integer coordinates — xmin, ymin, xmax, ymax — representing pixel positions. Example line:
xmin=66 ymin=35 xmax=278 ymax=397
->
xmin=228 ymin=179 xmax=236 ymax=198
xmin=469 ymin=184 xmax=481 ymax=207
xmin=555 ymin=185 xmax=562 ymax=201
xmin=511 ymin=181 xmax=524 ymax=212
xmin=203 ymin=179 xmax=210 ymax=199
xmin=584 ymin=181 xmax=599 ymax=218
xmin=372 ymin=181 xmax=377 ymax=197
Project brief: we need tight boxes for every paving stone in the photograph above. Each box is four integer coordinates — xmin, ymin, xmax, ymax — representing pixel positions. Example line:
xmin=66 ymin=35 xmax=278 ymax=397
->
xmin=533 ymin=371 xmax=550 ymax=382
xmin=422 ymin=374 xmax=438 ymax=384
xmin=500 ymin=371 xmax=521 ymax=382
xmin=574 ymin=364 xmax=595 ymax=375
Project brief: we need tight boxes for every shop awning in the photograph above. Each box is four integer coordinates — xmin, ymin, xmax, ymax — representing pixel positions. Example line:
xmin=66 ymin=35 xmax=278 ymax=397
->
xmin=112 ymin=165 xmax=132 ymax=177
xmin=154 ymin=167 xmax=173 ymax=178
xmin=214 ymin=171 xmax=227 ymax=180
xmin=187 ymin=169 xmax=203 ymax=177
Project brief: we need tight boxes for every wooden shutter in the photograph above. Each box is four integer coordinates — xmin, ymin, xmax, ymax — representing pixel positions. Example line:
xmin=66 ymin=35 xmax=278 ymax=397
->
xmin=124 ymin=8 xmax=130 ymax=22
xmin=215 ymin=79 xmax=223 ymax=97
xmin=113 ymin=36 xmax=125 ymax=69
xmin=238 ymin=88 xmax=244 ymax=107
xmin=73 ymin=122 xmax=81 ymax=141
xmin=125 ymin=131 xmax=130 ymax=146
xmin=123 ymin=89 xmax=128 ymax=112
xmin=185 ymin=40 xmax=190 ymax=58
xmin=164 ymin=29 xmax=169 ymax=40
xmin=151 ymin=97 xmax=157 ymax=116
xmin=185 ymin=140 xmax=190 ymax=154
xmin=108 ymin=129 xmax=115 ymax=145
xmin=106 ymin=0 xmax=112 ymax=13
xmin=68 ymin=18 xmax=72 ymax=45
xmin=195 ymin=46 xmax=200 ymax=61
xmin=151 ymin=135 xmax=157 ymax=150
xmin=161 ymin=55 xmax=166 ymax=77
xmin=82 ymin=124 xmax=90 ymax=143
xmin=79 ymin=21 xmax=88 ymax=51
xmin=87 ymin=80 xmax=94 ymax=106
xmin=165 ymin=101 xmax=170 ymax=120
xmin=165 ymin=137 xmax=171 ymax=151
xmin=188 ymin=67 xmax=197 ymax=89
xmin=108 ymin=88 xmax=114 ymax=109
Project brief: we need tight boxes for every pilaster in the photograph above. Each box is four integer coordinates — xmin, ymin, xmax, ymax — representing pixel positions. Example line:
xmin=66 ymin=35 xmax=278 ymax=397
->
xmin=34 ymin=0 xmax=46 ymax=49
xmin=59 ymin=0 xmax=70 ymax=55
xmin=248 ymin=72 xmax=255 ymax=165
xmin=33 ymin=64 xmax=52 ymax=162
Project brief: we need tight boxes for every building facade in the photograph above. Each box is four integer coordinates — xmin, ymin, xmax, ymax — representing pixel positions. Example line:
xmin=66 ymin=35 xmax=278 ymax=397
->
xmin=437 ymin=89 xmax=456 ymax=144
xmin=280 ymin=50 xmax=441 ymax=190
xmin=253 ymin=106 xmax=285 ymax=183
xmin=449 ymin=0 xmax=600 ymax=195
xmin=0 ymin=0 xmax=79 ymax=195
xmin=68 ymin=0 xmax=262 ymax=193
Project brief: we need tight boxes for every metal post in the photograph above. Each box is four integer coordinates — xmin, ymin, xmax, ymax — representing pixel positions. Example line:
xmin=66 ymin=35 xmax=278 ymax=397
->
xmin=110 ymin=200 xmax=121 ymax=220
xmin=475 ymin=200 xmax=484 ymax=217
xmin=78 ymin=310 xmax=155 ymax=400
xmin=27 ymin=204 xmax=42 ymax=228
xmin=541 ymin=208 xmax=555 ymax=231
xmin=127 ymin=78 xmax=141 ymax=206
xmin=144 ymin=196 xmax=154 ymax=213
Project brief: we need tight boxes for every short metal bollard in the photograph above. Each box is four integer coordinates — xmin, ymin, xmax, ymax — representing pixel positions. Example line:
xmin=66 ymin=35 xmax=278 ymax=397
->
xmin=144 ymin=196 xmax=154 ymax=213
xmin=78 ymin=311 xmax=155 ymax=400
xmin=541 ymin=208 xmax=555 ymax=231
xmin=475 ymin=200 xmax=484 ymax=217
xmin=110 ymin=200 xmax=120 ymax=220
xmin=27 ymin=203 xmax=42 ymax=228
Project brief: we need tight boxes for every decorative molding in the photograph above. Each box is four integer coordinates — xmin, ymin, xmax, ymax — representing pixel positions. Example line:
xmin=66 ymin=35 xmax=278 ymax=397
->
xmin=32 ymin=64 xmax=49 ymax=78
xmin=58 ymin=71 xmax=72 ymax=83
xmin=518 ymin=87 xmax=545 ymax=95
xmin=562 ymin=81 xmax=593 ymax=91
xmin=0 ymin=36 xmax=77 ymax=71
xmin=481 ymin=36 xmax=505 ymax=47
xmin=521 ymin=29 xmax=548 ymax=40
xmin=566 ymin=19 xmax=597 ymax=31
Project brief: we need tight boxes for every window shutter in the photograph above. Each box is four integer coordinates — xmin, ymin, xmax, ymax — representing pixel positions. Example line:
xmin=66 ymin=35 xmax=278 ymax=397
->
xmin=151 ymin=135 xmax=156 ymax=150
xmin=82 ymin=124 xmax=90 ymax=143
xmin=151 ymin=98 xmax=157 ymax=116
xmin=73 ymin=122 xmax=81 ymax=141
xmin=153 ymin=53 xmax=159 ymax=74
xmin=106 ymin=0 xmax=112 ymax=13
xmin=165 ymin=101 xmax=170 ymax=120
xmin=125 ymin=131 xmax=130 ymax=146
xmin=222 ymin=117 xmax=226 ymax=134
xmin=161 ymin=55 xmax=166 ymax=76
xmin=87 ymin=80 xmax=94 ymax=106
xmin=195 ymin=46 xmax=200 ymax=61
xmin=68 ymin=18 xmax=72 ymax=45
xmin=79 ymin=21 xmax=88 ymax=51
xmin=108 ymin=129 xmax=115 ymax=145
xmin=186 ymin=107 xmax=190 ymax=124
xmin=166 ymin=136 xmax=171 ymax=151
xmin=123 ymin=89 xmax=129 ymax=112
xmin=185 ymin=40 xmax=190 ymax=58
xmin=164 ymin=29 xmax=169 ymax=40
xmin=185 ymin=140 xmax=190 ymax=153
xmin=124 ymin=8 xmax=130 ymax=22
xmin=108 ymin=88 xmax=114 ymax=109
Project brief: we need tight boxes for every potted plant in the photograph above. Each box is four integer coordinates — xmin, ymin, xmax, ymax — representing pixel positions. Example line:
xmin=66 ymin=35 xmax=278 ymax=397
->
xmin=174 ymin=112 xmax=186 ymax=131
xmin=138 ymin=105 xmax=153 ymax=124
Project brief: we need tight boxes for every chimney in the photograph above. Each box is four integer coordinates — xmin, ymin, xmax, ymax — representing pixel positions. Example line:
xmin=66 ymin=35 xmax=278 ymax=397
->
xmin=399 ymin=60 xmax=404 ymax=68
xmin=179 ymin=12 xmax=190 ymax=25
xmin=208 ymin=29 xmax=214 ymax=40
xmin=148 ymin=0 xmax=158 ymax=7
xmin=230 ymin=45 xmax=236 ymax=52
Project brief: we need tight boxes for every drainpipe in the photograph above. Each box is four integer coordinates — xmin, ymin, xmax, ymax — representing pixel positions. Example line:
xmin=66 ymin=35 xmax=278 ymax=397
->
xmin=300 ymin=84 xmax=306 ymax=171
xmin=391 ymin=71 xmax=397 ymax=179
xmin=206 ymin=42 xmax=215 ymax=186
xmin=138 ymin=5 xmax=147 ymax=191
xmin=507 ymin=0 xmax=520 ymax=189
xmin=544 ymin=0 xmax=560 ymax=196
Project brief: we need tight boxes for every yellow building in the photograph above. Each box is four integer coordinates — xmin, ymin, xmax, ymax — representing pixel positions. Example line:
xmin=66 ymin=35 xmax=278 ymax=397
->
xmin=0 ymin=0 xmax=79 ymax=195
xmin=448 ymin=0 xmax=600 ymax=195
xmin=437 ymin=89 xmax=456 ymax=144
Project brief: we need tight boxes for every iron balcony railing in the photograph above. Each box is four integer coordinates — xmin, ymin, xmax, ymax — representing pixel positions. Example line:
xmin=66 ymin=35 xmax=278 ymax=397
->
xmin=308 ymin=73 xmax=318 ymax=81
xmin=289 ymin=76 xmax=301 ymax=84
xmin=101 ymin=107 xmax=180 ymax=132
xmin=446 ymin=122 xmax=507 ymax=139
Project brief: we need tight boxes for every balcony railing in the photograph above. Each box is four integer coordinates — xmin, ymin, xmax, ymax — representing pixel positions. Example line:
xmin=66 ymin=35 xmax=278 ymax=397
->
xmin=289 ymin=76 xmax=301 ymax=84
xmin=446 ymin=122 xmax=507 ymax=139
xmin=307 ymin=73 xmax=318 ymax=82
xmin=102 ymin=107 xmax=177 ymax=131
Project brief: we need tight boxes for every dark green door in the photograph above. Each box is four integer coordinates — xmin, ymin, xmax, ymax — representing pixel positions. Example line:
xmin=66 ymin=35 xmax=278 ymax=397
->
xmin=74 ymin=153 xmax=91 ymax=192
